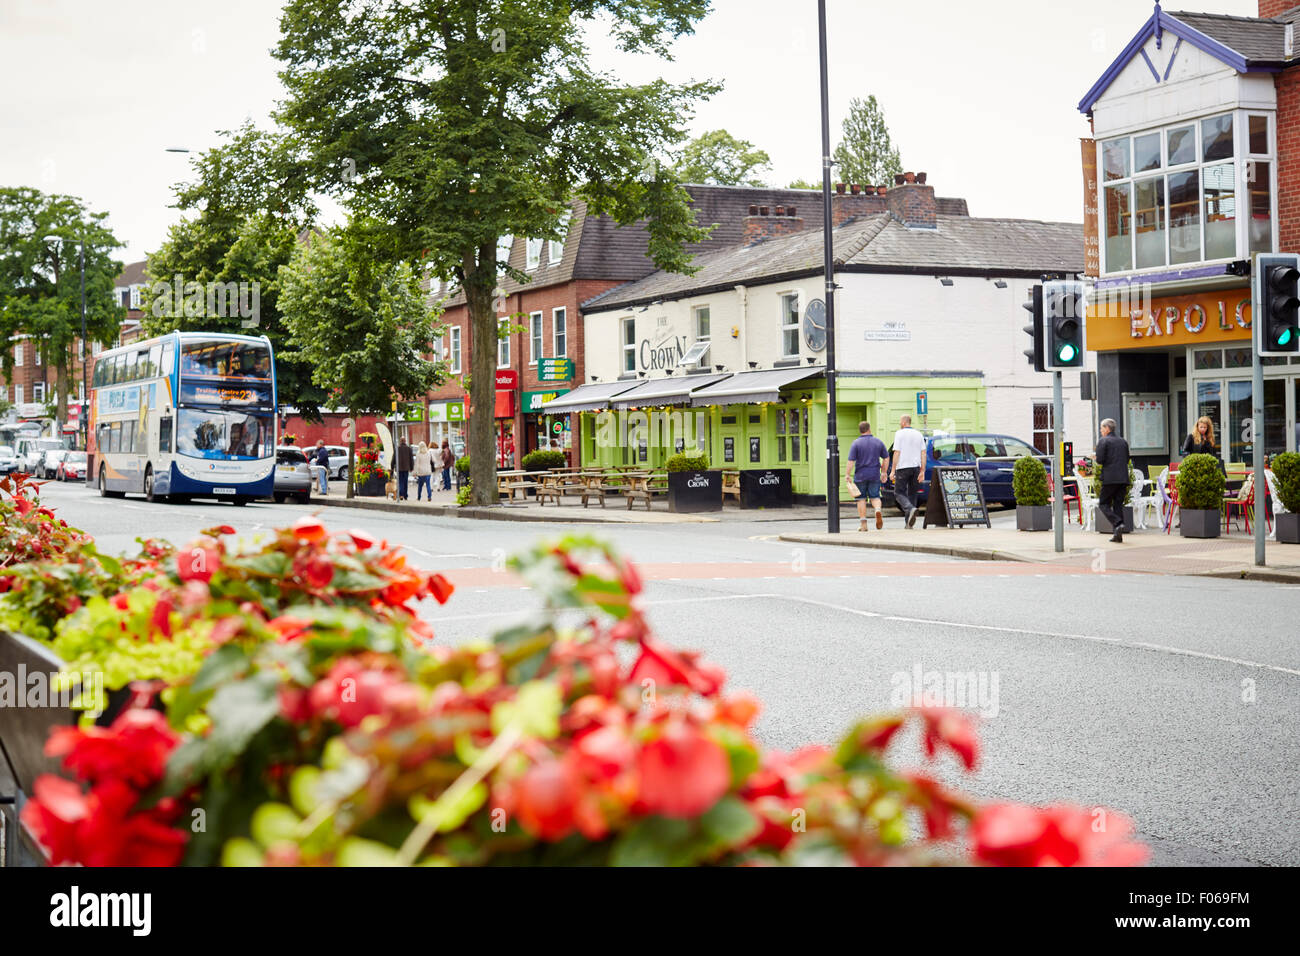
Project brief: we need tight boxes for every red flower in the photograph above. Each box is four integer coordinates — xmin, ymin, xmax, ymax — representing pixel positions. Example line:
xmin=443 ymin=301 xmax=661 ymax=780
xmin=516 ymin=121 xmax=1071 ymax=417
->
xmin=150 ymin=595 xmax=175 ymax=638
xmin=972 ymin=803 xmax=1149 ymax=867
xmin=427 ymin=573 xmax=454 ymax=604
xmin=348 ymin=529 xmax=374 ymax=550
xmin=291 ymin=516 xmax=327 ymax=543
xmin=635 ymin=722 xmax=731 ymax=818
xmin=628 ymin=637 xmax=725 ymax=697
xmin=21 ymin=775 xmax=88 ymax=863
xmin=14 ymin=495 xmax=34 ymax=517
xmin=574 ymin=725 xmax=635 ymax=780
xmin=307 ymin=659 xmax=409 ymax=729
xmin=176 ymin=544 xmax=219 ymax=583
xmin=295 ymin=555 xmax=335 ymax=590
xmin=918 ymin=707 xmax=980 ymax=770
xmin=513 ymin=756 xmax=582 ymax=841
xmin=45 ymin=709 xmax=180 ymax=789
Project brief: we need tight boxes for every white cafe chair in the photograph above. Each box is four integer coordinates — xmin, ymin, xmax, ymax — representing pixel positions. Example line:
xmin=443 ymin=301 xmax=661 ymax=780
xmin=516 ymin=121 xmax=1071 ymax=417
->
xmin=1264 ymin=469 xmax=1290 ymax=541
xmin=1130 ymin=476 xmax=1159 ymax=531
xmin=1077 ymin=476 xmax=1099 ymax=532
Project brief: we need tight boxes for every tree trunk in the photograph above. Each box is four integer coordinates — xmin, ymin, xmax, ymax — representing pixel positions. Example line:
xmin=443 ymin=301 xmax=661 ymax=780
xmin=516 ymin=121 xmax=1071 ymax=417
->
xmin=55 ymin=352 xmax=70 ymax=433
xmin=346 ymin=405 xmax=356 ymax=499
xmin=466 ymin=269 xmax=498 ymax=507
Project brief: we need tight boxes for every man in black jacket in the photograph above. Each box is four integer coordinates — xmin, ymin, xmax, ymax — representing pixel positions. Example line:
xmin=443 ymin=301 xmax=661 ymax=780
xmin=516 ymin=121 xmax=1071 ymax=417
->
xmin=1095 ymin=418 xmax=1131 ymax=543
xmin=396 ymin=438 xmax=414 ymax=500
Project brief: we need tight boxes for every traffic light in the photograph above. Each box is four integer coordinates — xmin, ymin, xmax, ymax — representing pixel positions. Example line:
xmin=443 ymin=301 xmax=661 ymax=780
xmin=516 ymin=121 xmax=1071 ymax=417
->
xmin=1022 ymin=284 xmax=1044 ymax=372
xmin=1043 ymin=279 xmax=1086 ymax=370
xmin=1254 ymin=253 xmax=1300 ymax=357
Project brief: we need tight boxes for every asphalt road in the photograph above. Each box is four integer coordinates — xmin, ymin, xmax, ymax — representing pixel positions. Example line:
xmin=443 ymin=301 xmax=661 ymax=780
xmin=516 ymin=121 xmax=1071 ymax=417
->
xmin=31 ymin=480 xmax=1300 ymax=867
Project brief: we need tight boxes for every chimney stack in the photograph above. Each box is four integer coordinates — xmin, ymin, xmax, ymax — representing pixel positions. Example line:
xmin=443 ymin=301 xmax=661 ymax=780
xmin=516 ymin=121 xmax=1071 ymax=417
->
xmin=1259 ymin=1 xmax=1299 ymax=19
xmin=743 ymin=206 xmax=805 ymax=245
xmin=886 ymin=173 xmax=937 ymax=229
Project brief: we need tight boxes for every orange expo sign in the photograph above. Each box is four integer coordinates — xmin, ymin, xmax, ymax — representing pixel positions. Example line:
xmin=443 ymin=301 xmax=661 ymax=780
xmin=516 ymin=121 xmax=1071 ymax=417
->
xmin=1086 ymin=288 xmax=1252 ymax=351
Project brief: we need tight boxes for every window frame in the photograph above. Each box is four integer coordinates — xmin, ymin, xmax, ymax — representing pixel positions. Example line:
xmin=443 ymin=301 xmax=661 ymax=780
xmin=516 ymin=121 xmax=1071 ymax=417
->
xmin=621 ymin=318 xmax=636 ymax=374
xmin=525 ymin=238 xmax=543 ymax=271
xmin=552 ymin=307 xmax=567 ymax=358
xmin=529 ymin=311 xmax=544 ymax=366
xmin=497 ymin=321 xmax=511 ymax=369
xmin=779 ymin=293 xmax=800 ymax=358
xmin=1098 ymin=110 xmax=1277 ymax=276
xmin=450 ymin=326 xmax=462 ymax=374
xmin=548 ymin=211 xmax=570 ymax=265
xmin=693 ymin=305 xmax=711 ymax=368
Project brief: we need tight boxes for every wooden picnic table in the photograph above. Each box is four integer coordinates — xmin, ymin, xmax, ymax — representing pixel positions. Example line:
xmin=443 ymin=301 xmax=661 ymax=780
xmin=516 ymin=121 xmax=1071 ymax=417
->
xmin=496 ymin=469 xmax=538 ymax=502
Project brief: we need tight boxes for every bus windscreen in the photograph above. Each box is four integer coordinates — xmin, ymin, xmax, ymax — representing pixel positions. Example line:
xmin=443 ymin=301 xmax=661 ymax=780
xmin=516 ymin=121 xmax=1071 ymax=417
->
xmin=180 ymin=341 xmax=272 ymax=381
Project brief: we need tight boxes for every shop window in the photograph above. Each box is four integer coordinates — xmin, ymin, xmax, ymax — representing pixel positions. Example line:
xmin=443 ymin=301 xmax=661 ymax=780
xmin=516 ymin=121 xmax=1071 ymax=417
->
xmin=789 ymin=407 xmax=801 ymax=462
xmin=1104 ymin=183 xmax=1132 ymax=272
xmin=1168 ymin=170 xmax=1200 ymax=264
xmin=1134 ymin=177 xmax=1165 ymax=270
xmin=721 ymin=415 xmax=737 ymax=425
xmin=1248 ymin=161 xmax=1273 ymax=254
xmin=1194 ymin=348 xmax=1223 ymax=371
xmin=1032 ymin=402 xmax=1053 ymax=454
xmin=1224 ymin=348 xmax=1251 ymax=370
xmin=748 ymin=414 xmax=760 ymax=424
xmin=553 ymin=308 xmax=566 ymax=358
xmin=529 ymin=312 xmax=543 ymax=365
xmin=780 ymin=294 xmax=800 ymax=358
xmin=776 ymin=409 xmax=786 ymax=461
xmin=1201 ymin=114 xmax=1233 ymax=162
xmin=1203 ymin=163 xmax=1236 ymax=261
xmin=1167 ymin=125 xmax=1195 ymax=166
xmin=622 ymin=319 xmax=635 ymax=374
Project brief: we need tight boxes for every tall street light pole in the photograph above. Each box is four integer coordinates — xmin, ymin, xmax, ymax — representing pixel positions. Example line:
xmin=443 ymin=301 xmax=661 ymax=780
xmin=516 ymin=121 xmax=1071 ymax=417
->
xmin=818 ymin=0 xmax=841 ymax=533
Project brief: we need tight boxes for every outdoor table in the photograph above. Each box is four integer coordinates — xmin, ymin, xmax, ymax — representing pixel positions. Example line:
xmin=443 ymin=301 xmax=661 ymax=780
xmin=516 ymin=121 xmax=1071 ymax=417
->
xmin=496 ymin=470 xmax=536 ymax=502
xmin=623 ymin=472 xmax=655 ymax=510
xmin=578 ymin=471 xmax=609 ymax=508
xmin=535 ymin=472 xmax=563 ymax=506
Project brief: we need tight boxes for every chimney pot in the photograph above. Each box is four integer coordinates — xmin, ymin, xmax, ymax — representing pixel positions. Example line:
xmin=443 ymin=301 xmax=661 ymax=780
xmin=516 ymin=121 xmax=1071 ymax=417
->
xmin=904 ymin=171 xmax=916 ymax=184
xmin=876 ymin=185 xmax=887 ymax=196
xmin=759 ymin=205 xmax=768 ymax=216
xmin=894 ymin=173 xmax=906 ymax=185
xmin=775 ymin=205 xmax=785 ymax=216
xmin=787 ymin=205 xmax=796 ymax=217
xmin=835 ymin=183 xmax=846 ymax=194
xmin=850 ymin=184 xmax=861 ymax=195
xmin=916 ymin=171 xmax=928 ymax=184
xmin=748 ymin=204 xmax=758 ymax=215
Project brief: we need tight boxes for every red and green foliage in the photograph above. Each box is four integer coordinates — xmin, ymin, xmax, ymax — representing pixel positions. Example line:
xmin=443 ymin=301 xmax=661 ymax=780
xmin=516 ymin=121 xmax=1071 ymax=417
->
xmin=1 ymin=479 xmax=1148 ymax=867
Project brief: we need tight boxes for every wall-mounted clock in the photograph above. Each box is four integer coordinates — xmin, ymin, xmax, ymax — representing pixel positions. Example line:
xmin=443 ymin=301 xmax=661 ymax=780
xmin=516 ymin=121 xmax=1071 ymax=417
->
xmin=803 ymin=298 xmax=827 ymax=352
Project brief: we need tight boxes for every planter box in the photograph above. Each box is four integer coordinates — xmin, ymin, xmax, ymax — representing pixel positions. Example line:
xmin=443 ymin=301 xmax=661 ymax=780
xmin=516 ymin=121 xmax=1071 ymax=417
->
xmin=1179 ymin=508 xmax=1221 ymax=538
xmin=1015 ymin=504 xmax=1052 ymax=531
xmin=1274 ymin=512 xmax=1300 ymax=544
xmin=667 ymin=470 xmax=723 ymax=513
xmin=1096 ymin=506 xmax=1134 ymax=535
xmin=739 ymin=468 xmax=792 ymax=509
xmin=356 ymin=474 xmax=388 ymax=497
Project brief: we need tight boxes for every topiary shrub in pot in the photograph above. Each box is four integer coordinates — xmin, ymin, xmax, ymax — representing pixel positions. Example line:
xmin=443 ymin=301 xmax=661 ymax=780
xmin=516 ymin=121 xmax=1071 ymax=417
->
xmin=1176 ymin=453 xmax=1225 ymax=538
xmin=665 ymin=454 xmax=721 ymax=513
xmin=1270 ymin=452 xmax=1300 ymax=544
xmin=1012 ymin=456 xmax=1051 ymax=531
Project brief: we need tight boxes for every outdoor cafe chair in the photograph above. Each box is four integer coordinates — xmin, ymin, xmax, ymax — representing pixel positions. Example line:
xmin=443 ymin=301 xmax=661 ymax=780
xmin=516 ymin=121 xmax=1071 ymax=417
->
xmin=1130 ymin=476 xmax=1160 ymax=531
xmin=1264 ymin=469 xmax=1287 ymax=540
xmin=1076 ymin=475 xmax=1099 ymax=532
xmin=1224 ymin=473 xmax=1256 ymax=534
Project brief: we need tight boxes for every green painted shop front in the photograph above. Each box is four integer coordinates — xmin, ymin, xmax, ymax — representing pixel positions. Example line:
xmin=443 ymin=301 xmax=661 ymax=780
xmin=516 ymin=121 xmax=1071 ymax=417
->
xmin=576 ymin=374 xmax=986 ymax=501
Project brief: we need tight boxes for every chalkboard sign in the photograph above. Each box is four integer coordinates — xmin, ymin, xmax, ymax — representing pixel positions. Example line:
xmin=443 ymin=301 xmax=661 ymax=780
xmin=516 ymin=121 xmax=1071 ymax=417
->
xmin=749 ymin=437 xmax=761 ymax=463
xmin=923 ymin=465 xmax=991 ymax=529
xmin=724 ymin=436 xmax=735 ymax=462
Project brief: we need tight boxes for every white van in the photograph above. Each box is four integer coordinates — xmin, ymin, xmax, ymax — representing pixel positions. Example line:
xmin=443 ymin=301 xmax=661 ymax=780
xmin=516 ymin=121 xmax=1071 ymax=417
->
xmin=16 ymin=437 xmax=66 ymax=474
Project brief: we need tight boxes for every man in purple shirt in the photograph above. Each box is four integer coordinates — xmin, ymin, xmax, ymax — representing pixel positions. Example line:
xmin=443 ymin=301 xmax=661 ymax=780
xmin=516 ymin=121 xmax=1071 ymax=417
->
xmin=846 ymin=421 xmax=888 ymax=532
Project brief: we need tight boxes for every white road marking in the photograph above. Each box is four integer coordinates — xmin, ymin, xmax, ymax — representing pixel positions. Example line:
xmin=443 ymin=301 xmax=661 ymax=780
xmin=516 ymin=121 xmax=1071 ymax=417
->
xmin=404 ymin=547 xmax=478 ymax=558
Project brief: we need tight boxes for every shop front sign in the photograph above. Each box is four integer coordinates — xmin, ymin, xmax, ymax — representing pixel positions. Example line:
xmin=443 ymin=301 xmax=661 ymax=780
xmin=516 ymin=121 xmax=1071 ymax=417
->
xmin=1087 ymin=288 xmax=1252 ymax=351
xmin=523 ymin=389 xmax=570 ymax=414
xmin=495 ymin=369 xmax=518 ymax=390
xmin=399 ymin=402 xmax=425 ymax=422
xmin=538 ymin=358 xmax=574 ymax=382
xmin=428 ymin=401 xmax=465 ymax=423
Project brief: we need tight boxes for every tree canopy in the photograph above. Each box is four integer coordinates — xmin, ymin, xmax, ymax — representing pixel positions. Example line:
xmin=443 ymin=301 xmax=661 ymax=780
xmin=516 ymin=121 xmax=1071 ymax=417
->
xmin=672 ymin=129 xmax=771 ymax=186
xmin=0 ymin=186 xmax=125 ymax=424
xmin=273 ymin=0 xmax=717 ymax=504
xmin=832 ymin=95 xmax=903 ymax=186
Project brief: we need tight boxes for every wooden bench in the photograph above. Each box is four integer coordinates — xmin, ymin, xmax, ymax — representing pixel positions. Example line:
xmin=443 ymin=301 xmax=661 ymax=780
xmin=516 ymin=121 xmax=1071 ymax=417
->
xmin=722 ymin=469 xmax=740 ymax=503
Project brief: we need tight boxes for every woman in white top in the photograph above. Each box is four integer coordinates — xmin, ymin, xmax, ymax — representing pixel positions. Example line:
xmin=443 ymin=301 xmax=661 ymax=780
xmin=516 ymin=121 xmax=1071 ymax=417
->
xmin=413 ymin=441 xmax=434 ymax=500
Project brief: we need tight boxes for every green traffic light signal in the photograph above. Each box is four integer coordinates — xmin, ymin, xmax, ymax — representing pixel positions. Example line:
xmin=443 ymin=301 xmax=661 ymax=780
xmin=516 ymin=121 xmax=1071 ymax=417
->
xmin=1058 ymin=343 xmax=1078 ymax=363
xmin=1260 ymin=259 xmax=1300 ymax=356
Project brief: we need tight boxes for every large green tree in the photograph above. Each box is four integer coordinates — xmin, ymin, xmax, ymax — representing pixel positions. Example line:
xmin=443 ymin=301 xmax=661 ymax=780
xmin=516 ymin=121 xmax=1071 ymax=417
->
xmin=832 ymin=95 xmax=903 ymax=186
xmin=279 ymin=219 xmax=447 ymax=498
xmin=274 ymin=0 xmax=717 ymax=504
xmin=142 ymin=123 xmax=328 ymax=419
xmin=0 ymin=187 xmax=125 ymax=428
xmin=673 ymin=129 xmax=771 ymax=186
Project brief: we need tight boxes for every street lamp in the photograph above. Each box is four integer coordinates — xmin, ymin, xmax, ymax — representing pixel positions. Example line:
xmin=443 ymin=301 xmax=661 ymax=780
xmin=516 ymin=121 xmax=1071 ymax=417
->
xmin=43 ymin=234 xmax=87 ymax=450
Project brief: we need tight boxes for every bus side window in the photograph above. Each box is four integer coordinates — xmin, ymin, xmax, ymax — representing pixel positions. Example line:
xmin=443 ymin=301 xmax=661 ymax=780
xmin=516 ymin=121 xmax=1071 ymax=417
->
xmin=107 ymin=423 xmax=120 ymax=454
xmin=161 ymin=343 xmax=175 ymax=377
xmin=123 ymin=421 xmax=137 ymax=455
xmin=159 ymin=416 xmax=173 ymax=454
xmin=148 ymin=344 xmax=163 ymax=378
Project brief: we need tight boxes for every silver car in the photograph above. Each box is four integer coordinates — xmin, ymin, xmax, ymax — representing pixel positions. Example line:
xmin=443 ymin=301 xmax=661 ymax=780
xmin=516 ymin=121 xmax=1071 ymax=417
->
xmin=273 ymin=446 xmax=314 ymax=503
xmin=41 ymin=449 xmax=68 ymax=479
xmin=0 ymin=445 xmax=19 ymax=474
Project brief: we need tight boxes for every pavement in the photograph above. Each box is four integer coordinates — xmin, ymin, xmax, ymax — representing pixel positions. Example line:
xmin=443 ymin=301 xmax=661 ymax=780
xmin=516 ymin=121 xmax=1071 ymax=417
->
xmin=778 ymin=521 xmax=1300 ymax=584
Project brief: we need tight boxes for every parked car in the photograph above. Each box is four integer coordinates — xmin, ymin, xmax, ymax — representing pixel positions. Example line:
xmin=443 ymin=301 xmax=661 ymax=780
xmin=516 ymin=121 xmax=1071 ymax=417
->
xmin=881 ymin=432 xmax=1055 ymax=511
xmin=17 ymin=437 xmax=64 ymax=474
xmin=57 ymin=451 xmax=87 ymax=481
xmin=273 ymin=445 xmax=314 ymax=503
xmin=0 ymin=445 xmax=19 ymax=474
xmin=40 ymin=449 xmax=68 ymax=479
xmin=324 ymin=445 xmax=350 ymax=481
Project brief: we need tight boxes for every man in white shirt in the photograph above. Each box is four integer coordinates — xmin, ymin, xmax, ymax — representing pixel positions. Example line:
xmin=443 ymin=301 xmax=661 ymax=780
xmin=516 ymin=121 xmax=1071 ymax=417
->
xmin=888 ymin=414 xmax=926 ymax=529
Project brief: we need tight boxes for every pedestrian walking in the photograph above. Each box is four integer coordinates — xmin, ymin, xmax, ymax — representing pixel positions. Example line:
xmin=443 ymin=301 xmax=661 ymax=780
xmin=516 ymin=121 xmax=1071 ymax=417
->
xmin=846 ymin=421 xmax=888 ymax=532
xmin=440 ymin=440 xmax=454 ymax=490
xmin=396 ymin=437 xmax=414 ymax=501
xmin=888 ymin=414 xmax=926 ymax=529
xmin=413 ymin=441 xmax=433 ymax=500
xmin=1095 ymin=418 xmax=1131 ymax=543
xmin=312 ymin=439 xmax=330 ymax=495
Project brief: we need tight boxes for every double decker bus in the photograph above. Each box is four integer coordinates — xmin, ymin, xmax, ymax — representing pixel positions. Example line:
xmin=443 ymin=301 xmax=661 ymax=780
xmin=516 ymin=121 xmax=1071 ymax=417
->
xmin=89 ymin=332 xmax=276 ymax=504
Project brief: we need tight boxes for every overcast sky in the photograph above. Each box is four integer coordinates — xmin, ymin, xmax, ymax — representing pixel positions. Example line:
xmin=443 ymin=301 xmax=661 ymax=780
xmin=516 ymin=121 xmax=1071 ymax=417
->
xmin=0 ymin=0 xmax=1262 ymax=267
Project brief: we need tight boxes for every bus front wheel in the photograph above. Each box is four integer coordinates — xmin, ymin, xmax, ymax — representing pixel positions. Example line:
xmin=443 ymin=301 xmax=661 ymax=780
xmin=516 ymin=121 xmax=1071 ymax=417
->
xmin=144 ymin=466 xmax=167 ymax=503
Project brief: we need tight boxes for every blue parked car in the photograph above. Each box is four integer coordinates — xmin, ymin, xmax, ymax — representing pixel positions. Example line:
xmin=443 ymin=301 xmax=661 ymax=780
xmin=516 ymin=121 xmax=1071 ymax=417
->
xmin=881 ymin=433 xmax=1056 ymax=511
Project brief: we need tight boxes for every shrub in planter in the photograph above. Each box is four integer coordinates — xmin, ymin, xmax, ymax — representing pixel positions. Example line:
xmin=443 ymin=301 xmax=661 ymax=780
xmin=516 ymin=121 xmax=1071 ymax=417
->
xmin=666 ymin=453 xmax=710 ymax=472
xmin=455 ymin=455 xmax=471 ymax=476
xmin=3 ymin=483 xmax=1149 ymax=868
xmin=521 ymin=450 xmax=566 ymax=472
xmin=1270 ymin=452 xmax=1300 ymax=543
xmin=1012 ymin=456 xmax=1051 ymax=531
xmin=1176 ymin=453 xmax=1225 ymax=538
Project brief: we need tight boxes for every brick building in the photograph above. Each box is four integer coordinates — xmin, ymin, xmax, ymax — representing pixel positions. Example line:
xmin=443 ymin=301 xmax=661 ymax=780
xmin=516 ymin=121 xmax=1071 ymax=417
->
xmin=1077 ymin=1 xmax=1300 ymax=469
xmin=427 ymin=185 xmax=830 ymax=466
